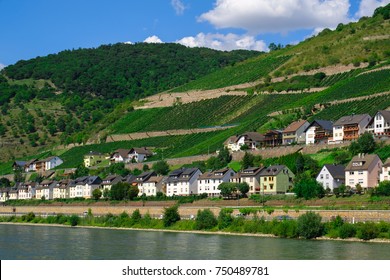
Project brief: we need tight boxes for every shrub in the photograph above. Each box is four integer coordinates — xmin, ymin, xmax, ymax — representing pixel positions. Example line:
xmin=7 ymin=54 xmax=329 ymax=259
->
xmin=297 ymin=212 xmax=324 ymax=239
xmin=273 ymin=220 xmax=298 ymax=238
xmin=218 ymin=208 xmax=233 ymax=229
xmin=69 ymin=214 xmax=80 ymax=226
xmin=163 ymin=205 xmax=181 ymax=227
xmin=131 ymin=209 xmax=142 ymax=225
xmin=338 ymin=223 xmax=357 ymax=239
xmin=195 ymin=209 xmax=217 ymax=230
xmin=357 ymin=222 xmax=379 ymax=240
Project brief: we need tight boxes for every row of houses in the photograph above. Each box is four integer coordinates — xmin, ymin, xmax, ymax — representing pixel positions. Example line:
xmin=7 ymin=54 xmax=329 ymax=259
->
xmin=84 ymin=147 xmax=153 ymax=167
xmin=225 ymin=110 xmax=390 ymax=150
xmin=316 ymin=153 xmax=389 ymax=191
xmin=12 ymin=156 xmax=64 ymax=173
xmin=2 ymin=152 xmax=390 ymax=202
xmin=0 ymin=164 xmax=295 ymax=202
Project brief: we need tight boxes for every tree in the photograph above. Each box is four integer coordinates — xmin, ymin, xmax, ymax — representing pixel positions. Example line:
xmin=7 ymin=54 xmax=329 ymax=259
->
xmin=217 ymin=182 xmax=237 ymax=199
xmin=297 ymin=212 xmax=324 ymax=239
xmin=152 ymin=160 xmax=170 ymax=175
xmin=131 ymin=209 xmax=142 ymax=224
xmin=110 ymin=182 xmax=130 ymax=200
xmin=218 ymin=208 xmax=233 ymax=229
xmin=237 ymin=182 xmax=250 ymax=197
xmin=241 ymin=152 xmax=254 ymax=169
xmin=0 ymin=177 xmax=11 ymax=188
xmin=294 ymin=178 xmax=325 ymax=199
xmin=92 ymin=188 xmax=102 ymax=200
xmin=73 ymin=164 xmax=89 ymax=178
xmin=163 ymin=204 xmax=181 ymax=227
xmin=195 ymin=209 xmax=218 ymax=230
xmin=373 ymin=181 xmax=390 ymax=196
xmin=127 ymin=185 xmax=139 ymax=200
xmin=349 ymin=132 xmax=376 ymax=156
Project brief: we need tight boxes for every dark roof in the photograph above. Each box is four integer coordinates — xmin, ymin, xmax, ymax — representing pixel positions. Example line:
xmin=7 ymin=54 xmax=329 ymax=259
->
xmin=334 ymin=114 xmax=371 ymax=126
xmin=199 ymin=168 xmax=232 ymax=180
xmin=260 ymin=165 xmax=288 ymax=176
xmin=167 ymin=168 xmax=200 ymax=183
xmin=379 ymin=110 xmax=390 ymax=123
xmin=323 ymin=164 xmax=345 ymax=179
xmin=241 ymin=167 xmax=264 ymax=177
xmin=345 ymin=154 xmax=381 ymax=171
xmin=130 ymin=147 xmax=153 ymax=156
xmin=304 ymin=120 xmax=333 ymax=132
xmin=111 ymin=149 xmax=131 ymax=158
xmin=243 ymin=132 xmax=265 ymax=142
xmin=13 ymin=161 xmax=26 ymax=167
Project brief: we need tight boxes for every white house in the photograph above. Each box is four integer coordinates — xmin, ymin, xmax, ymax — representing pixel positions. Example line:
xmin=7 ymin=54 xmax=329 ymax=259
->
xmin=224 ymin=132 xmax=265 ymax=151
xmin=366 ymin=110 xmax=390 ymax=136
xmin=44 ymin=156 xmax=63 ymax=170
xmin=53 ymin=180 xmax=70 ymax=199
xmin=282 ymin=120 xmax=310 ymax=145
xmin=69 ymin=176 xmax=102 ymax=199
xmin=8 ymin=188 xmax=19 ymax=200
xmin=36 ymin=180 xmax=56 ymax=200
xmin=166 ymin=168 xmax=202 ymax=196
xmin=138 ymin=176 xmax=165 ymax=197
xmin=345 ymin=154 xmax=382 ymax=189
xmin=332 ymin=114 xmax=371 ymax=143
xmin=380 ymin=158 xmax=390 ymax=182
xmin=198 ymin=168 xmax=235 ymax=197
xmin=17 ymin=182 xmax=36 ymax=200
xmin=129 ymin=147 xmax=153 ymax=163
xmin=316 ymin=164 xmax=345 ymax=191
xmin=0 ymin=188 xmax=10 ymax=202
xmin=304 ymin=120 xmax=333 ymax=144
xmin=110 ymin=149 xmax=132 ymax=163
xmin=81 ymin=176 xmax=102 ymax=199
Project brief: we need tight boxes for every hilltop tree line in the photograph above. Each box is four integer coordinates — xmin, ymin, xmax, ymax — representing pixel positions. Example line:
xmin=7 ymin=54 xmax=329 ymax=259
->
xmin=3 ymin=43 xmax=260 ymax=100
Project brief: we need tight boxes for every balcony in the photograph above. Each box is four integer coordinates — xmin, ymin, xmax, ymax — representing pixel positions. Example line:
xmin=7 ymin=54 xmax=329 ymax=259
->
xmin=343 ymin=126 xmax=359 ymax=132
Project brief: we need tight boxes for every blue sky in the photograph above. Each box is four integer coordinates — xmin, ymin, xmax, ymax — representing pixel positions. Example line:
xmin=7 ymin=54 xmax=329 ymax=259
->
xmin=0 ymin=0 xmax=389 ymax=68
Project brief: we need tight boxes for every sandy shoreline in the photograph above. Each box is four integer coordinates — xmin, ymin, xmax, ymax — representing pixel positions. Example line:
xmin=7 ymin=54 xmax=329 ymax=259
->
xmin=2 ymin=222 xmax=390 ymax=244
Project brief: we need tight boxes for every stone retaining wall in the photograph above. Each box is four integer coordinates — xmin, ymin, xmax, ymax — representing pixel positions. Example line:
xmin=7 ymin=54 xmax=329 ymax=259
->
xmin=2 ymin=206 xmax=390 ymax=222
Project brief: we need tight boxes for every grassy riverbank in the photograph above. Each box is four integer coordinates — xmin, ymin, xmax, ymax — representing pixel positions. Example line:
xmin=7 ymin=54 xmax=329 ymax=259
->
xmin=2 ymin=209 xmax=390 ymax=242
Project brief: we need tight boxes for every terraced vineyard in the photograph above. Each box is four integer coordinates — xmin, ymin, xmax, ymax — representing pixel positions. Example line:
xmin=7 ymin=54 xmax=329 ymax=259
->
xmin=108 ymin=96 xmax=250 ymax=134
xmin=309 ymin=95 xmax=390 ymax=122
xmin=171 ymin=53 xmax=292 ymax=92
xmin=318 ymin=69 xmax=361 ymax=87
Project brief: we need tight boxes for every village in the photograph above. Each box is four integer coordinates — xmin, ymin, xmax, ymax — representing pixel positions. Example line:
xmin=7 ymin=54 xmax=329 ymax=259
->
xmin=0 ymin=109 xmax=389 ymax=203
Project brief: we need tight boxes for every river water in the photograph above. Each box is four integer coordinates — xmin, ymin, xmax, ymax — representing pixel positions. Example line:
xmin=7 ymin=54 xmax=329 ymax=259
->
xmin=1 ymin=224 xmax=390 ymax=260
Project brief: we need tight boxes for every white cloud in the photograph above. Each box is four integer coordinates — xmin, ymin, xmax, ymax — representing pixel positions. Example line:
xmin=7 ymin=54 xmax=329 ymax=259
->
xmin=177 ymin=32 xmax=268 ymax=52
xmin=171 ymin=0 xmax=187 ymax=15
xmin=355 ymin=0 xmax=390 ymax=18
xmin=199 ymin=0 xmax=351 ymax=34
xmin=123 ymin=41 xmax=133 ymax=45
xmin=0 ymin=63 xmax=6 ymax=70
xmin=144 ymin=35 xmax=163 ymax=43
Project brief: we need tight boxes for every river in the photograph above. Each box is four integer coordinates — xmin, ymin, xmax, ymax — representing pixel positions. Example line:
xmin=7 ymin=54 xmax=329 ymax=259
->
xmin=1 ymin=224 xmax=390 ymax=259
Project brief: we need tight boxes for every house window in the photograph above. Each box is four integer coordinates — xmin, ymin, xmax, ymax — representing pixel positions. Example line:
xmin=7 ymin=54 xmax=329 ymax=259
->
xmin=264 ymin=177 xmax=267 ymax=182
xmin=349 ymin=172 xmax=354 ymax=175
xmin=270 ymin=184 xmax=274 ymax=190
xmin=325 ymin=174 xmax=329 ymax=179
xmin=320 ymin=175 xmax=323 ymax=179
xmin=349 ymin=179 xmax=354 ymax=185
xmin=358 ymin=179 xmax=364 ymax=184
xmin=358 ymin=171 xmax=363 ymax=175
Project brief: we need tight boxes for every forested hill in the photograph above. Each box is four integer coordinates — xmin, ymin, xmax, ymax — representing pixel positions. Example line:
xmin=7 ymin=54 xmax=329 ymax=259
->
xmin=2 ymin=43 xmax=260 ymax=99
